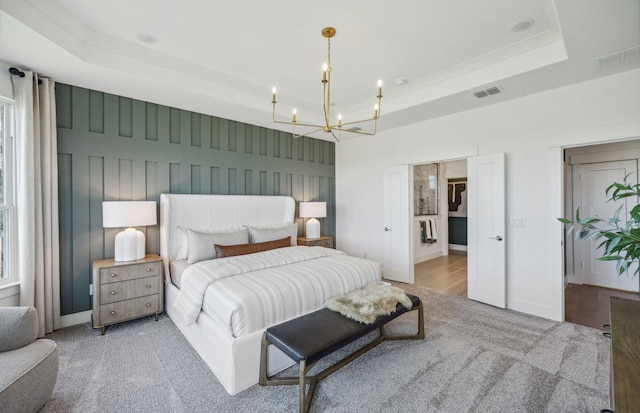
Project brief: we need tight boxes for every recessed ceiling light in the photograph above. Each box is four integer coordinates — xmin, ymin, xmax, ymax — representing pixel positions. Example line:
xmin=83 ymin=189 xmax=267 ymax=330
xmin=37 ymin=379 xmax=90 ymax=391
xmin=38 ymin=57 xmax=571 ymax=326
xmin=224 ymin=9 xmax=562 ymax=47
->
xmin=136 ymin=33 xmax=157 ymax=44
xmin=511 ymin=19 xmax=535 ymax=33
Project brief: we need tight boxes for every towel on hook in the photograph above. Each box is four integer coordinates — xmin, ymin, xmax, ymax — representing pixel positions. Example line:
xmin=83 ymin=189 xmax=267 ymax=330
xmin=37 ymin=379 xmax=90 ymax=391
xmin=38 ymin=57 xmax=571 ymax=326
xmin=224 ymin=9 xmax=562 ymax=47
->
xmin=427 ymin=219 xmax=437 ymax=242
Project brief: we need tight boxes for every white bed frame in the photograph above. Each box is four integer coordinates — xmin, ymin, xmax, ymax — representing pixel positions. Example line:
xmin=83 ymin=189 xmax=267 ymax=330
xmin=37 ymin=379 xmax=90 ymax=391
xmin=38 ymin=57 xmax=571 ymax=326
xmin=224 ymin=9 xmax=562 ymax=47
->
xmin=160 ymin=194 xmax=299 ymax=395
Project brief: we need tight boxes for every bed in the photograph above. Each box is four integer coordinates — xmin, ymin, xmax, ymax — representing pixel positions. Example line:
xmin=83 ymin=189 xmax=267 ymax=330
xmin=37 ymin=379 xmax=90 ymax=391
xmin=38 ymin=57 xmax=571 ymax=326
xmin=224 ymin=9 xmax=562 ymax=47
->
xmin=160 ymin=194 xmax=381 ymax=395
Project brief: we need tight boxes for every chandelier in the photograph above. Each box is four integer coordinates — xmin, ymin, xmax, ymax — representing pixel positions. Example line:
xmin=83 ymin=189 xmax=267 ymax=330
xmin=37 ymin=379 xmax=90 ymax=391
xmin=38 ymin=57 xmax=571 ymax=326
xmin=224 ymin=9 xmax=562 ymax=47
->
xmin=271 ymin=27 xmax=382 ymax=142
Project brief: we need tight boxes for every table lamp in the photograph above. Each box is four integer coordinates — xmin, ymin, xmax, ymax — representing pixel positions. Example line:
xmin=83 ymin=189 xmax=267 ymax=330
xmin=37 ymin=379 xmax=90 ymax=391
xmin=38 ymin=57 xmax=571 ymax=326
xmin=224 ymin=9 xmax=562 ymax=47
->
xmin=103 ymin=201 xmax=157 ymax=261
xmin=299 ymin=202 xmax=326 ymax=239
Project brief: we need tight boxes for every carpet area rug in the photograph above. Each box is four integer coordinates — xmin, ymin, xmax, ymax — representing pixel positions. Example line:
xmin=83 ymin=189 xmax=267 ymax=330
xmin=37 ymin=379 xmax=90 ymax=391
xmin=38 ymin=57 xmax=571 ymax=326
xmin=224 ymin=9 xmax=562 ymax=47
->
xmin=40 ymin=285 xmax=610 ymax=412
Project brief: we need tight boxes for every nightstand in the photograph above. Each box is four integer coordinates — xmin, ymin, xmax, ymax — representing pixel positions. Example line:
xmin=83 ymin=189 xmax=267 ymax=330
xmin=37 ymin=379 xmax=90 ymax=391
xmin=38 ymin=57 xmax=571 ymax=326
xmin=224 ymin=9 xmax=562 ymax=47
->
xmin=297 ymin=236 xmax=334 ymax=248
xmin=92 ymin=253 xmax=164 ymax=335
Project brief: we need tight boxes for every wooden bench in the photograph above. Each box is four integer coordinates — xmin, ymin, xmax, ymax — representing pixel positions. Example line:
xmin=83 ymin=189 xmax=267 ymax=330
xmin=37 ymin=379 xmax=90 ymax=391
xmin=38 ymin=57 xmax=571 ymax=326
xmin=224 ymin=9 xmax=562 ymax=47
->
xmin=259 ymin=294 xmax=424 ymax=413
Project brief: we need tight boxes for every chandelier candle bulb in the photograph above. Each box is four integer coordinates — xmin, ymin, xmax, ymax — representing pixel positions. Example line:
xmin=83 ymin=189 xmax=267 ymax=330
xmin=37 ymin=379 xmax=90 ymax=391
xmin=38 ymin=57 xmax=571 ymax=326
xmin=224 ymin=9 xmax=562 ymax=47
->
xmin=338 ymin=114 xmax=342 ymax=127
xmin=377 ymin=80 xmax=382 ymax=97
xmin=374 ymin=103 xmax=379 ymax=118
xmin=272 ymin=87 xmax=277 ymax=103
xmin=292 ymin=109 xmax=297 ymax=122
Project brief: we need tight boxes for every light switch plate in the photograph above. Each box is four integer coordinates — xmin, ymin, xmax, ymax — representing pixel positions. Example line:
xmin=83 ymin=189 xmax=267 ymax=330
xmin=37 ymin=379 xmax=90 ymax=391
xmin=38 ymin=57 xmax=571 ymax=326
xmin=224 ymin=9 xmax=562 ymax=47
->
xmin=509 ymin=217 xmax=526 ymax=227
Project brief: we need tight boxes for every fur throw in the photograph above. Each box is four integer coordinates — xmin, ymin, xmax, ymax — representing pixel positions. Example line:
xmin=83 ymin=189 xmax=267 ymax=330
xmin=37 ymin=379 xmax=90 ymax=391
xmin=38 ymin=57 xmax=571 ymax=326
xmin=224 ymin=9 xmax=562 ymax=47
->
xmin=324 ymin=283 xmax=413 ymax=324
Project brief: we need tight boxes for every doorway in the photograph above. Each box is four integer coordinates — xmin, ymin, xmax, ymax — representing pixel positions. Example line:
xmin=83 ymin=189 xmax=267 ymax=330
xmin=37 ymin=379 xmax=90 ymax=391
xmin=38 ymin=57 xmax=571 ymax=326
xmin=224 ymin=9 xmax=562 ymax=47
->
xmin=413 ymin=159 xmax=468 ymax=297
xmin=562 ymin=140 xmax=640 ymax=326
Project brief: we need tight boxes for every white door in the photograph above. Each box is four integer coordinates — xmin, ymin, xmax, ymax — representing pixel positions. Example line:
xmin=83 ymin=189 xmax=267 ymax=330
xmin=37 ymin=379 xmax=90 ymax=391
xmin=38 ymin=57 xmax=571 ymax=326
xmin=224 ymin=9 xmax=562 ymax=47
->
xmin=580 ymin=160 xmax=639 ymax=291
xmin=467 ymin=153 xmax=506 ymax=308
xmin=383 ymin=165 xmax=413 ymax=283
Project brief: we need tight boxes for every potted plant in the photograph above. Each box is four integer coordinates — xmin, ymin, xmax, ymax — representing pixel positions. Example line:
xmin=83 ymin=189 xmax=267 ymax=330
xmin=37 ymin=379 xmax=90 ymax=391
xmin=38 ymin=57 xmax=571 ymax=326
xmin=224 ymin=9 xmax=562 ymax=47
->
xmin=558 ymin=178 xmax=640 ymax=277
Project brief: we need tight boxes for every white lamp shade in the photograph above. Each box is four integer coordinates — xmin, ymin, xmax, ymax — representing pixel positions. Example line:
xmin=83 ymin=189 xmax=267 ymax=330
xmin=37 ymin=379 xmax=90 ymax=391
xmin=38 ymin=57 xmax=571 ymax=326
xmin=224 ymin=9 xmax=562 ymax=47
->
xmin=300 ymin=202 xmax=326 ymax=239
xmin=103 ymin=201 xmax=157 ymax=228
xmin=103 ymin=201 xmax=156 ymax=262
xmin=299 ymin=202 xmax=326 ymax=218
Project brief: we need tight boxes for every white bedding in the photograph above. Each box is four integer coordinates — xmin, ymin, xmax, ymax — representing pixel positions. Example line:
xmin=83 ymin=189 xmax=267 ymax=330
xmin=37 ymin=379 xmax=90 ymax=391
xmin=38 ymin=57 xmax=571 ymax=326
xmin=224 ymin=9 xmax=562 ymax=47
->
xmin=173 ymin=246 xmax=381 ymax=337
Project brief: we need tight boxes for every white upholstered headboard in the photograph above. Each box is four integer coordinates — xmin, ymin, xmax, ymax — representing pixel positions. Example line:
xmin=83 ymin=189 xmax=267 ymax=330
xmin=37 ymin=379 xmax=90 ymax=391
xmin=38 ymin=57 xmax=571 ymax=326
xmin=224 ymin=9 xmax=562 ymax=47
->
xmin=159 ymin=194 xmax=296 ymax=276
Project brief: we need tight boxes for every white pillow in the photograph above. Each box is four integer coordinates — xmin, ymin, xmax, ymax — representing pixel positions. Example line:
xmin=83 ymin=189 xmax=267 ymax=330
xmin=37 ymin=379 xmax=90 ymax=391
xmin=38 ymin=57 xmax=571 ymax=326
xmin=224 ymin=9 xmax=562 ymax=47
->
xmin=175 ymin=226 xmax=189 ymax=260
xmin=247 ymin=223 xmax=298 ymax=246
xmin=186 ymin=227 xmax=250 ymax=264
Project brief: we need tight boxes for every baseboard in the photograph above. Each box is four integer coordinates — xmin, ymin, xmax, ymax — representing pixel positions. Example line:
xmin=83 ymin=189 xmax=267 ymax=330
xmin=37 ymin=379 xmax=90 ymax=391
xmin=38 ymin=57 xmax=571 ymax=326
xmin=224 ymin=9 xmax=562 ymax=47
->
xmin=448 ymin=244 xmax=468 ymax=251
xmin=414 ymin=251 xmax=443 ymax=264
xmin=565 ymin=273 xmax=581 ymax=285
xmin=60 ymin=310 xmax=92 ymax=328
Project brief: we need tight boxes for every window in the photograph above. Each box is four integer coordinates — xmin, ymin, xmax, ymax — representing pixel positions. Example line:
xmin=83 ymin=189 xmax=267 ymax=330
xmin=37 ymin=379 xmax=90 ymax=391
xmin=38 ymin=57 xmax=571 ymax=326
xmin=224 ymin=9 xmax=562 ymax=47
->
xmin=0 ymin=99 xmax=16 ymax=284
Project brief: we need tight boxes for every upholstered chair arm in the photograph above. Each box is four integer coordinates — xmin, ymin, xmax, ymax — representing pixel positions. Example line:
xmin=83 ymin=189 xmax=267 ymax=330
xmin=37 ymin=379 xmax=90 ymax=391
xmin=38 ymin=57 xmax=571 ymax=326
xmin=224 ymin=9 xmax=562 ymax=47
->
xmin=0 ymin=307 xmax=39 ymax=352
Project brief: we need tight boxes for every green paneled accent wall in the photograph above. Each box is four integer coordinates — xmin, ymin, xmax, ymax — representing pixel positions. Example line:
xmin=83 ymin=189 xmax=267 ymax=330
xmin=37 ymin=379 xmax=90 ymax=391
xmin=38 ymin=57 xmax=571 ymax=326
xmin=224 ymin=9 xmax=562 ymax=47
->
xmin=56 ymin=84 xmax=336 ymax=315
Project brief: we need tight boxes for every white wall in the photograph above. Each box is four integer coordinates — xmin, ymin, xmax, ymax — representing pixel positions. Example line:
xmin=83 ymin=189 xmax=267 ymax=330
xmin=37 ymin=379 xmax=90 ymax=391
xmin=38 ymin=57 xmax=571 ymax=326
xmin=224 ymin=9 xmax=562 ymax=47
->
xmin=0 ymin=59 xmax=15 ymax=100
xmin=336 ymin=69 xmax=640 ymax=321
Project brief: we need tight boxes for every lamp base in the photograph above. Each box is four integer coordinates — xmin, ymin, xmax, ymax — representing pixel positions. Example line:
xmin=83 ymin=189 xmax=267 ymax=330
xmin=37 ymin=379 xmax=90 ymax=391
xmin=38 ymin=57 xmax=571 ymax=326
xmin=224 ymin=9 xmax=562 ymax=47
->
xmin=114 ymin=227 xmax=145 ymax=261
xmin=305 ymin=218 xmax=321 ymax=239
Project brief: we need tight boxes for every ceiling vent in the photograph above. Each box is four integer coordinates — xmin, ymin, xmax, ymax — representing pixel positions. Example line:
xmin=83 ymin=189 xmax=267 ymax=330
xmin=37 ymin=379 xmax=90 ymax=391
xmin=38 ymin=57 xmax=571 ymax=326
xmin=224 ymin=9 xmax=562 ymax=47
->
xmin=597 ymin=44 xmax=640 ymax=71
xmin=472 ymin=86 xmax=502 ymax=99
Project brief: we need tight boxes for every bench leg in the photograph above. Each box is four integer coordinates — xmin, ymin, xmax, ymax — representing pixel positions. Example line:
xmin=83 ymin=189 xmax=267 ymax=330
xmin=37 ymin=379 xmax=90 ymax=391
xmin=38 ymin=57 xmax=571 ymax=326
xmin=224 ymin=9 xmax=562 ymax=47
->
xmin=381 ymin=301 xmax=425 ymax=341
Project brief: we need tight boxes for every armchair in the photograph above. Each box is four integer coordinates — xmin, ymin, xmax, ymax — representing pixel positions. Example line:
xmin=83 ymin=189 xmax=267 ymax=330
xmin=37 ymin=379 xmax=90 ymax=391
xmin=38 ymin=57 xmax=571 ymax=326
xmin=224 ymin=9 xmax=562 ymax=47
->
xmin=0 ymin=307 xmax=58 ymax=413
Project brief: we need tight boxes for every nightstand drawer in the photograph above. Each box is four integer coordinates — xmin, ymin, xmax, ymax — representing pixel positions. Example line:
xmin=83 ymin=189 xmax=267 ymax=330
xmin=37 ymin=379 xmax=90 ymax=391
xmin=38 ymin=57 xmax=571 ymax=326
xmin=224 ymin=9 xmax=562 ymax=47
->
xmin=100 ymin=295 xmax=159 ymax=325
xmin=99 ymin=276 xmax=160 ymax=304
xmin=99 ymin=261 xmax=161 ymax=284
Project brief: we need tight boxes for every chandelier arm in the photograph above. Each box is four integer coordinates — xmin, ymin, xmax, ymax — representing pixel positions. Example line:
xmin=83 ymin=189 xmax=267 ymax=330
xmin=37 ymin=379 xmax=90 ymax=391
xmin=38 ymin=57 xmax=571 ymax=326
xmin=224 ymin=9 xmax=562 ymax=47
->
xmin=330 ymin=130 xmax=340 ymax=142
xmin=273 ymin=119 xmax=332 ymax=129
xmin=292 ymin=127 xmax=327 ymax=139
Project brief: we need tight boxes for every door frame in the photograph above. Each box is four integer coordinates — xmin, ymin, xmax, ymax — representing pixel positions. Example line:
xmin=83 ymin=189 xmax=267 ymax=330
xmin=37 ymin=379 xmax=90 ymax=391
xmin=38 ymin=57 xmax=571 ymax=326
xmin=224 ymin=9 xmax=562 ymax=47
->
xmin=553 ymin=131 xmax=640 ymax=322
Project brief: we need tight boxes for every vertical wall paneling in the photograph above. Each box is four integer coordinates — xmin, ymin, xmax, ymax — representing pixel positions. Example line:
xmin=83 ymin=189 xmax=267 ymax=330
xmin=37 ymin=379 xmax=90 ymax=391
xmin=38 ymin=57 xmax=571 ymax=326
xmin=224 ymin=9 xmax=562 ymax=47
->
xmin=273 ymin=172 xmax=281 ymax=195
xmin=88 ymin=91 xmax=104 ymax=134
xmin=191 ymin=165 xmax=201 ymax=194
xmin=211 ymin=167 xmax=220 ymax=194
xmin=57 ymin=153 xmax=73 ymax=315
xmin=145 ymin=161 xmax=160 ymax=254
xmin=229 ymin=121 xmax=237 ymax=152
xmin=169 ymin=108 xmax=180 ymax=144
xmin=56 ymin=84 xmax=335 ymax=315
xmin=245 ymin=170 xmax=253 ymax=195
xmin=56 ymin=84 xmax=73 ymax=129
xmin=119 ymin=97 xmax=133 ymax=137
xmin=229 ymin=168 xmax=238 ymax=194
xmin=286 ymin=136 xmax=293 ymax=159
xmin=88 ymin=156 xmax=105 ymax=265
xmin=169 ymin=163 xmax=180 ymax=193
xmin=260 ymin=171 xmax=268 ymax=195
xmin=146 ymin=103 xmax=158 ymax=141
xmin=260 ymin=128 xmax=267 ymax=156
xmin=191 ymin=113 xmax=201 ymax=147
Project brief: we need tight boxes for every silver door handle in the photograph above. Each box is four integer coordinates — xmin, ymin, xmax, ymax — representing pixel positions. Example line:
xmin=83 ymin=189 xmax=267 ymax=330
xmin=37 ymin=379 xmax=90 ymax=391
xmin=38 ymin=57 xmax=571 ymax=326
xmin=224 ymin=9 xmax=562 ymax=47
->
xmin=488 ymin=235 xmax=503 ymax=241
xmin=385 ymin=227 xmax=391 ymax=231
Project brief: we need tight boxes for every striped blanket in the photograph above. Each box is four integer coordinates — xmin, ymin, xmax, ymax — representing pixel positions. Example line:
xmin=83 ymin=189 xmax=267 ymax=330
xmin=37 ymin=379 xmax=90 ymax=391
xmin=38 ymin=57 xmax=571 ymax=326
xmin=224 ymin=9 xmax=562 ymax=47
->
xmin=173 ymin=246 xmax=381 ymax=337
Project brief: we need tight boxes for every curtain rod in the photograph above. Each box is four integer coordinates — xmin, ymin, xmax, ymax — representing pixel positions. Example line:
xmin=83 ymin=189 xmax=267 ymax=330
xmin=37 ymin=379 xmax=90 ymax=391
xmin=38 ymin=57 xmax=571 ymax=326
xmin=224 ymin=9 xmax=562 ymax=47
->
xmin=9 ymin=67 xmax=43 ymax=85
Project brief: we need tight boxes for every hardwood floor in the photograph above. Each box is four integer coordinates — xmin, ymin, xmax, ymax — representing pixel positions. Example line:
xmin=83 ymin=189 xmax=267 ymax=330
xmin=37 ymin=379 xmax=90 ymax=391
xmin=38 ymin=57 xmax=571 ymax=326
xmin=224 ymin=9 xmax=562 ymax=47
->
xmin=564 ymin=283 xmax=640 ymax=330
xmin=413 ymin=251 xmax=467 ymax=296
xmin=410 ymin=252 xmax=640 ymax=331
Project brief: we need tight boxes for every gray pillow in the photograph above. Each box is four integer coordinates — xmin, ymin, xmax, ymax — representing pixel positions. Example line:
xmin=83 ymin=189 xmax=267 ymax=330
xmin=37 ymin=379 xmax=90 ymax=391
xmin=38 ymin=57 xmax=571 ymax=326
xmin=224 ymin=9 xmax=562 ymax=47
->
xmin=186 ymin=227 xmax=250 ymax=264
xmin=247 ymin=223 xmax=298 ymax=246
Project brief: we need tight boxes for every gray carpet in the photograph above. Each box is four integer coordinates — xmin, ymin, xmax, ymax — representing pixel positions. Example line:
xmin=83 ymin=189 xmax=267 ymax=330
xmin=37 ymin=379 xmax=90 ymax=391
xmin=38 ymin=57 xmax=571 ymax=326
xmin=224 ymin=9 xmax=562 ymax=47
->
xmin=40 ymin=286 xmax=610 ymax=412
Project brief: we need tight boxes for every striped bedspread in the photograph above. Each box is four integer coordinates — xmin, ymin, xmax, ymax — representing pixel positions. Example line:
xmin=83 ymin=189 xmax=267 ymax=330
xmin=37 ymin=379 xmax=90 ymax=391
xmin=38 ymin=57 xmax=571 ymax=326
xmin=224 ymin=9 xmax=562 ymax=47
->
xmin=172 ymin=246 xmax=381 ymax=337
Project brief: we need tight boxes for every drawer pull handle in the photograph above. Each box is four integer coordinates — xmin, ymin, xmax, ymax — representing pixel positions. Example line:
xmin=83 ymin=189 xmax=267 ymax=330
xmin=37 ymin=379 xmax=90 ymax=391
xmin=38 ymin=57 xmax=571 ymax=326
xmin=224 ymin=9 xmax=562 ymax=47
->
xmin=146 ymin=303 xmax=152 ymax=308
xmin=111 ymin=273 xmax=117 ymax=277
xmin=146 ymin=268 xmax=152 ymax=272
xmin=146 ymin=285 xmax=152 ymax=289
xmin=110 ymin=311 xmax=116 ymax=315
xmin=603 ymin=332 xmax=611 ymax=338
xmin=111 ymin=291 xmax=116 ymax=295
